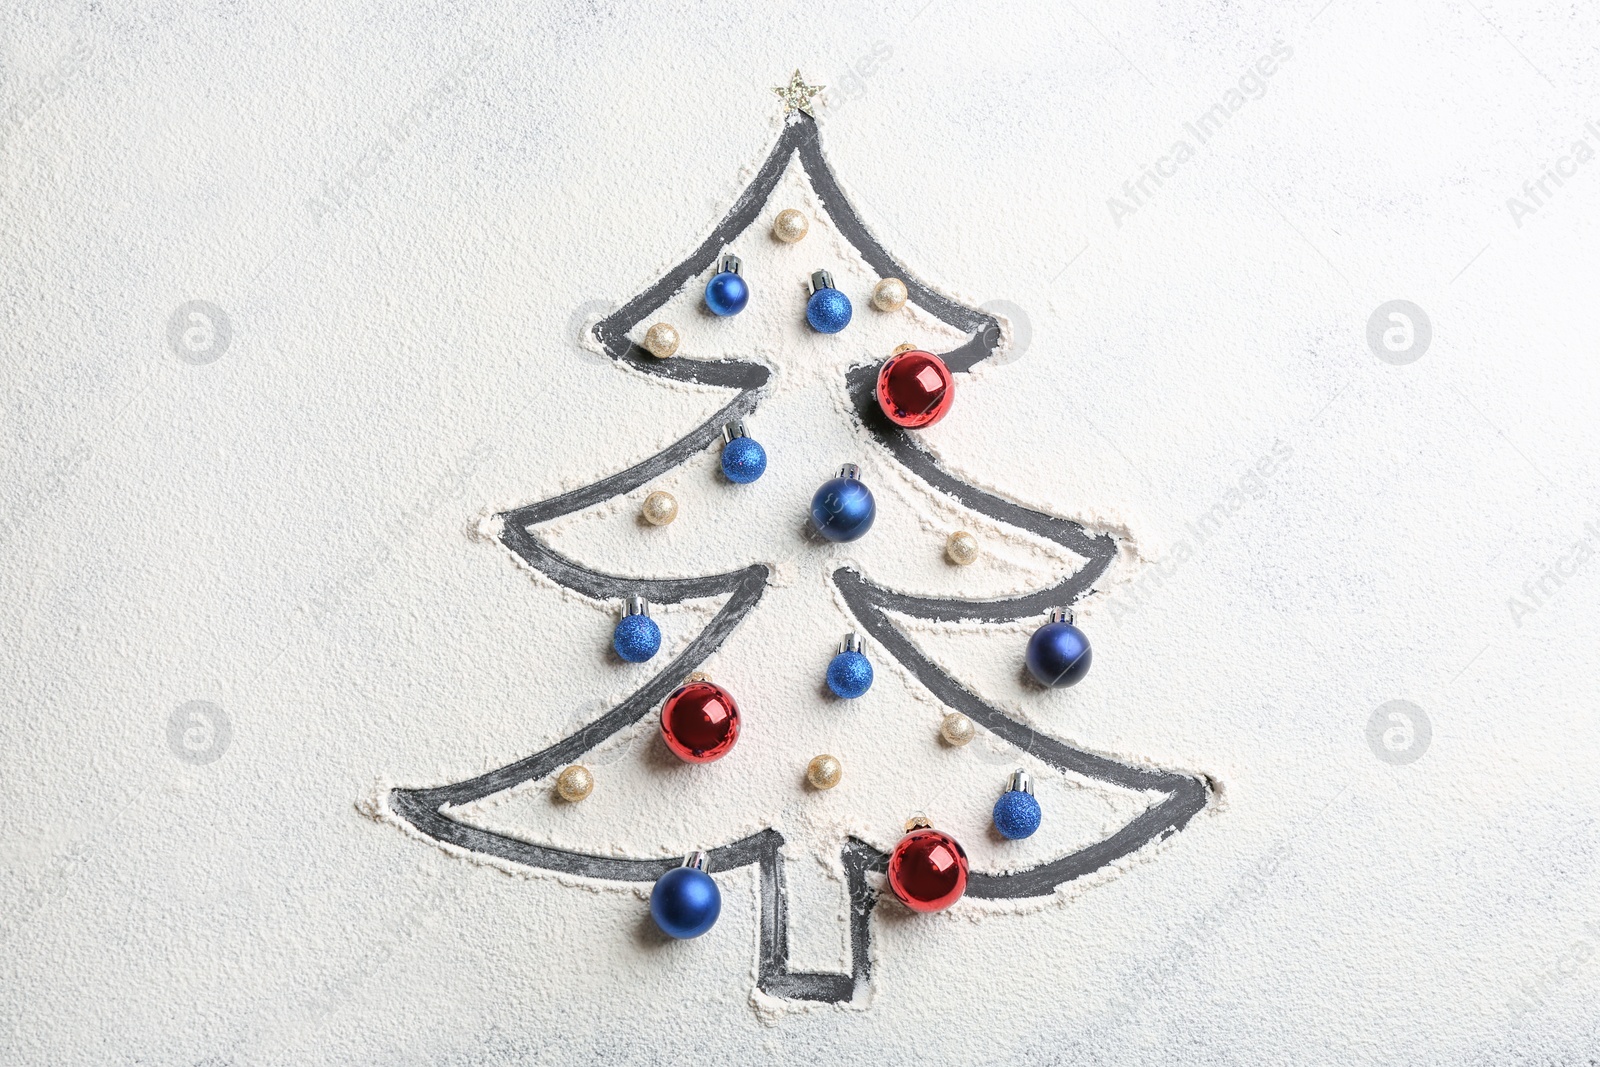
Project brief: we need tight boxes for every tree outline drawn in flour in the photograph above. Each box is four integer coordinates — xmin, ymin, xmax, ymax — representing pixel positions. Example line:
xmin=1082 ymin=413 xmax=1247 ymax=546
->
xmin=385 ymin=111 xmax=1212 ymax=1005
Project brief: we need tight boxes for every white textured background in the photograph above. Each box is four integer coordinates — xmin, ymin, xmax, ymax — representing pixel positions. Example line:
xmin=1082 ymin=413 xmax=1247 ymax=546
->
xmin=2 ymin=0 xmax=1598 ymax=1063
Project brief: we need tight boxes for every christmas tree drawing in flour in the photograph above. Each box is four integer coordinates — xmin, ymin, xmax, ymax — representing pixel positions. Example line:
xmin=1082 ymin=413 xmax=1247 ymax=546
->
xmin=384 ymin=99 xmax=1212 ymax=1005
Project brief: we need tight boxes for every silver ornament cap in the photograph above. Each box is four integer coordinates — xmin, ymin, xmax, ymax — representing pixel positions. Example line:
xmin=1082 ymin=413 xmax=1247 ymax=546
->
xmin=718 ymin=254 xmax=742 ymax=276
xmin=682 ymin=850 xmax=708 ymax=871
xmin=624 ymin=596 xmax=650 ymax=618
xmin=838 ymin=632 xmax=863 ymax=654
xmin=1007 ymin=768 xmax=1034 ymax=795
xmin=1048 ymin=606 xmax=1073 ymax=624
xmin=837 ymin=462 xmax=860 ymax=480
xmin=722 ymin=420 xmax=749 ymax=444
xmin=807 ymin=269 xmax=835 ymax=295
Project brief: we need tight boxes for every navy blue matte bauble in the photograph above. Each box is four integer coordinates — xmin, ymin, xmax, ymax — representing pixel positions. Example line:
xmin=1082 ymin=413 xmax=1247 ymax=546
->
xmin=721 ymin=436 xmax=767 ymax=483
xmin=993 ymin=790 xmax=1042 ymax=839
xmin=810 ymin=475 xmax=875 ymax=543
xmin=613 ymin=614 xmax=661 ymax=663
xmin=826 ymin=650 xmax=873 ymax=699
xmin=1025 ymin=621 xmax=1091 ymax=688
xmin=650 ymin=866 xmax=721 ymax=939
xmin=704 ymin=271 xmax=749 ymax=317
xmin=805 ymin=287 xmax=853 ymax=333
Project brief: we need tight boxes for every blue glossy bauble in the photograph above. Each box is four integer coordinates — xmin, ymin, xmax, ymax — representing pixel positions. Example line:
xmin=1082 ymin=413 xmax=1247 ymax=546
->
xmin=1025 ymin=621 xmax=1091 ymax=688
xmin=650 ymin=867 xmax=721 ymax=939
xmin=704 ymin=271 xmax=749 ymax=317
xmin=810 ymin=477 xmax=875 ymax=543
xmin=612 ymin=614 xmax=661 ymax=663
xmin=826 ymin=650 xmax=873 ymax=699
xmin=805 ymin=287 xmax=853 ymax=333
xmin=993 ymin=790 xmax=1042 ymax=840
xmin=721 ymin=436 xmax=767 ymax=484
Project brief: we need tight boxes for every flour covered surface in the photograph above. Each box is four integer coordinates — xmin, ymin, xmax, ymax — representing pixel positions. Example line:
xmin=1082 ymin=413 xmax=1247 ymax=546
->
xmin=1 ymin=1 xmax=1596 ymax=1063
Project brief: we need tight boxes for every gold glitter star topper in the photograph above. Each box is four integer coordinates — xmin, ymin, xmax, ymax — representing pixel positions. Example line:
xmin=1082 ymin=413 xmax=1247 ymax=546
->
xmin=773 ymin=70 xmax=824 ymax=117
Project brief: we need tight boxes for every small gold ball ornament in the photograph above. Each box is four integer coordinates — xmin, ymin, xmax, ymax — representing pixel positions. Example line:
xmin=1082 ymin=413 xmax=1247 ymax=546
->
xmin=872 ymin=277 xmax=908 ymax=312
xmin=642 ymin=322 xmax=680 ymax=359
xmin=946 ymin=531 xmax=979 ymax=566
xmin=806 ymin=754 xmax=842 ymax=790
xmin=772 ymin=208 xmax=810 ymax=244
xmin=641 ymin=491 xmax=678 ymax=526
xmin=555 ymin=764 xmax=594 ymax=802
xmin=939 ymin=712 xmax=975 ymax=747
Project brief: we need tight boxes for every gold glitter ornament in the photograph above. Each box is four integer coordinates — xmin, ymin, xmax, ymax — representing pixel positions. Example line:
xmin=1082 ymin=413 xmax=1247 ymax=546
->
xmin=872 ymin=278 xmax=908 ymax=312
xmin=806 ymin=754 xmax=842 ymax=790
xmin=641 ymin=491 xmax=678 ymax=526
xmin=945 ymin=531 xmax=979 ymax=566
xmin=643 ymin=322 xmax=680 ymax=359
xmin=772 ymin=208 xmax=809 ymax=243
xmin=555 ymin=764 xmax=594 ymax=802
xmin=939 ymin=712 xmax=975 ymax=747
xmin=773 ymin=70 xmax=825 ymax=117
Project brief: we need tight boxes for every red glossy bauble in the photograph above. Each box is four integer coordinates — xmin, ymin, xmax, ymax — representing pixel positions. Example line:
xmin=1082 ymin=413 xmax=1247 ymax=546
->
xmin=887 ymin=827 xmax=969 ymax=912
xmin=660 ymin=680 xmax=741 ymax=763
xmin=876 ymin=349 xmax=955 ymax=429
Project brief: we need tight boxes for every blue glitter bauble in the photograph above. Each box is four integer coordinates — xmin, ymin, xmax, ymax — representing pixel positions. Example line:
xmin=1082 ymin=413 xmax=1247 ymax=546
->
xmin=805 ymin=287 xmax=853 ymax=333
xmin=612 ymin=614 xmax=661 ymax=663
xmin=704 ymin=271 xmax=749 ymax=317
xmin=721 ymin=436 xmax=767 ymax=484
xmin=810 ymin=476 xmax=875 ymax=542
xmin=826 ymin=650 xmax=873 ymax=699
xmin=649 ymin=867 xmax=721 ymax=939
xmin=993 ymin=790 xmax=1042 ymax=840
xmin=1025 ymin=621 xmax=1091 ymax=688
